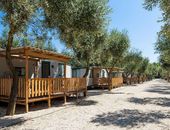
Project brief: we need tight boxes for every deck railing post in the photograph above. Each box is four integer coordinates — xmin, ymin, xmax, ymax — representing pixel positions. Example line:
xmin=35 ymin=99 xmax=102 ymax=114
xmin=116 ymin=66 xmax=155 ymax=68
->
xmin=25 ymin=53 xmax=29 ymax=113
xmin=76 ymin=78 xmax=79 ymax=101
xmin=64 ymin=78 xmax=67 ymax=104
xmin=48 ymin=79 xmax=51 ymax=107
xmin=63 ymin=63 xmax=67 ymax=104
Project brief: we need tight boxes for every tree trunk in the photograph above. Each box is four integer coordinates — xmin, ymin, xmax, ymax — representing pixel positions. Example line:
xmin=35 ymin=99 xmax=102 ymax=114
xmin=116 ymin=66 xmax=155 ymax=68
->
xmin=123 ymin=73 xmax=129 ymax=85
xmin=137 ymin=75 xmax=140 ymax=84
xmin=130 ymin=74 xmax=134 ymax=85
xmin=107 ymin=68 xmax=113 ymax=91
xmin=106 ymin=69 xmax=109 ymax=77
xmin=83 ymin=67 xmax=89 ymax=77
xmin=6 ymin=18 xmax=19 ymax=116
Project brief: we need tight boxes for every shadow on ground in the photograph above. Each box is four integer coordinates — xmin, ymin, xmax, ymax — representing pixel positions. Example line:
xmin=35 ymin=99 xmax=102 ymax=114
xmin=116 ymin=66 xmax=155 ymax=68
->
xmin=0 ymin=117 xmax=25 ymax=129
xmin=88 ymin=90 xmax=126 ymax=97
xmin=88 ymin=90 xmax=113 ymax=96
xmin=0 ymin=96 xmax=86 ymax=117
xmin=91 ymin=109 xmax=170 ymax=128
xmin=146 ymin=85 xmax=170 ymax=95
xmin=129 ymin=97 xmax=170 ymax=107
xmin=0 ymin=97 xmax=68 ymax=116
xmin=88 ymin=90 xmax=134 ymax=97
xmin=76 ymin=100 xmax=98 ymax=106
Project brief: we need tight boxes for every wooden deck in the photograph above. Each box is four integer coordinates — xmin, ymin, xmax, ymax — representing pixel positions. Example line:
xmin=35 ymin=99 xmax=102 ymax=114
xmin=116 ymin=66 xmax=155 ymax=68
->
xmin=111 ymin=77 xmax=123 ymax=88
xmin=93 ymin=77 xmax=123 ymax=90
xmin=0 ymin=77 xmax=87 ymax=112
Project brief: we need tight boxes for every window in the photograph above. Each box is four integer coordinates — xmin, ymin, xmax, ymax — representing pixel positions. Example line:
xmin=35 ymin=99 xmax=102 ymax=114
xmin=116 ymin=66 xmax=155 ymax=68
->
xmin=72 ymin=69 xmax=78 ymax=77
xmin=101 ymin=70 xmax=105 ymax=77
xmin=58 ymin=63 xmax=64 ymax=77
xmin=15 ymin=67 xmax=25 ymax=76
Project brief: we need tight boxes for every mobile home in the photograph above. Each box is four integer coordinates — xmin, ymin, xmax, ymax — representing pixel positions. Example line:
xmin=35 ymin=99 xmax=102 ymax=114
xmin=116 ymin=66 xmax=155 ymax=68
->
xmin=0 ymin=47 xmax=87 ymax=113
xmin=72 ymin=66 xmax=123 ymax=89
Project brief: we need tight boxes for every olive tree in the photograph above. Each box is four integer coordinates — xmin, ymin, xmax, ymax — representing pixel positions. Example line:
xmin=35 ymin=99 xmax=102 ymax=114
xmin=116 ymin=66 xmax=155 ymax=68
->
xmin=0 ymin=0 xmax=37 ymax=115
xmin=137 ymin=58 xmax=149 ymax=83
xmin=123 ymin=50 xmax=143 ymax=84
xmin=102 ymin=30 xmax=130 ymax=67
xmin=43 ymin=0 xmax=110 ymax=77
xmin=0 ymin=0 xmax=110 ymax=115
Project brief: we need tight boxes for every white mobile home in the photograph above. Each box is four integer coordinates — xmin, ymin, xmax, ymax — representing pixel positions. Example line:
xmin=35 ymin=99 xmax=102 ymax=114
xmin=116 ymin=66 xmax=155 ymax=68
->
xmin=0 ymin=55 xmax=72 ymax=78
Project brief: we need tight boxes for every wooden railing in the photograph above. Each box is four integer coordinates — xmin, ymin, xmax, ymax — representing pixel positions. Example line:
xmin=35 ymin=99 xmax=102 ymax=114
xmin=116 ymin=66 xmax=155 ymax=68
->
xmin=112 ymin=77 xmax=123 ymax=87
xmin=93 ymin=77 xmax=124 ymax=88
xmin=51 ymin=78 xmax=65 ymax=94
xmin=28 ymin=78 xmax=50 ymax=98
xmin=0 ymin=77 xmax=87 ymax=99
xmin=0 ymin=78 xmax=25 ymax=98
xmin=0 ymin=78 xmax=12 ymax=97
xmin=28 ymin=78 xmax=86 ymax=98
xmin=65 ymin=78 xmax=86 ymax=92
xmin=93 ymin=78 xmax=110 ymax=86
xmin=18 ymin=78 xmax=26 ymax=98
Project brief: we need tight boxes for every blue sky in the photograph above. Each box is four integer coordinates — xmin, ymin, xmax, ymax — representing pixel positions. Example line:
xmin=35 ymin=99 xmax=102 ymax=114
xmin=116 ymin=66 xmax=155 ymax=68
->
xmin=108 ymin=0 xmax=162 ymax=62
xmin=0 ymin=0 xmax=162 ymax=63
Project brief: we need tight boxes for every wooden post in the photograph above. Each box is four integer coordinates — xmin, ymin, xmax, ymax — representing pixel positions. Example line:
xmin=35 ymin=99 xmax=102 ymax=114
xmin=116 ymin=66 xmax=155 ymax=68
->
xmin=64 ymin=63 xmax=67 ymax=104
xmin=64 ymin=78 xmax=67 ymax=104
xmin=76 ymin=79 xmax=78 ymax=101
xmin=64 ymin=94 xmax=67 ymax=104
xmin=48 ymin=79 xmax=51 ymax=107
xmin=25 ymin=54 xmax=29 ymax=113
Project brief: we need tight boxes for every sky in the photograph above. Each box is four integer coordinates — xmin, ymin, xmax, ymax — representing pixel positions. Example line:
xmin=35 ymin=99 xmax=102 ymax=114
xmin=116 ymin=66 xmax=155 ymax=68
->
xmin=0 ymin=0 xmax=162 ymax=63
xmin=107 ymin=0 xmax=162 ymax=63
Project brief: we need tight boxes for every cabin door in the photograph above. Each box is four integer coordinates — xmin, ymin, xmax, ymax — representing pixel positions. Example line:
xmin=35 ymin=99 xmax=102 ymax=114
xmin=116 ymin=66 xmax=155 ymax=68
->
xmin=42 ymin=61 xmax=50 ymax=78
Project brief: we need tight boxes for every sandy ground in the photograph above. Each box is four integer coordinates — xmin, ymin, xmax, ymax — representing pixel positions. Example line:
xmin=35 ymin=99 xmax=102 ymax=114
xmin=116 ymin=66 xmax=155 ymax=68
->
xmin=0 ymin=79 xmax=170 ymax=130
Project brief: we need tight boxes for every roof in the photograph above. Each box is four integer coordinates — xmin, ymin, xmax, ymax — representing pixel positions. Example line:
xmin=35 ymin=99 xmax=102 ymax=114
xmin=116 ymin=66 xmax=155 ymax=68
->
xmin=0 ymin=46 xmax=71 ymax=62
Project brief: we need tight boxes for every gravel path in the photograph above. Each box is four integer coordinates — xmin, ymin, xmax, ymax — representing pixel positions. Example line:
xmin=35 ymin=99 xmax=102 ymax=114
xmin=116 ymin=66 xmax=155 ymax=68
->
xmin=0 ymin=79 xmax=170 ymax=130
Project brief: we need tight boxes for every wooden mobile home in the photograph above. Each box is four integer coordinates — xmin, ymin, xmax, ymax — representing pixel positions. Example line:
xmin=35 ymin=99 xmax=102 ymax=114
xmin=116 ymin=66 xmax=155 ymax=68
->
xmin=72 ymin=66 xmax=123 ymax=90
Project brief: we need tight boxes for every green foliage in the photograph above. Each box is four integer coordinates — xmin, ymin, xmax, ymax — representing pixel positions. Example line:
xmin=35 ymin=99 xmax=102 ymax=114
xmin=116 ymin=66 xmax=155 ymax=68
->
xmin=0 ymin=0 xmax=37 ymax=33
xmin=43 ymin=0 xmax=110 ymax=39
xmin=71 ymin=31 xmax=108 ymax=67
xmin=61 ymin=49 xmax=79 ymax=66
xmin=43 ymin=0 xmax=110 ymax=68
xmin=137 ymin=58 xmax=149 ymax=75
xmin=146 ymin=62 xmax=163 ymax=78
xmin=154 ymin=30 xmax=170 ymax=71
xmin=144 ymin=0 xmax=170 ymax=73
xmin=66 ymin=29 xmax=130 ymax=69
xmin=0 ymin=28 xmax=21 ymax=48
xmin=143 ymin=0 xmax=170 ymax=21
xmin=123 ymin=49 xmax=143 ymax=76
xmin=101 ymin=29 xmax=130 ymax=67
xmin=0 ymin=28 xmax=58 ymax=51
xmin=0 ymin=29 xmax=8 ymax=48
